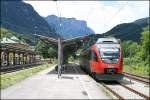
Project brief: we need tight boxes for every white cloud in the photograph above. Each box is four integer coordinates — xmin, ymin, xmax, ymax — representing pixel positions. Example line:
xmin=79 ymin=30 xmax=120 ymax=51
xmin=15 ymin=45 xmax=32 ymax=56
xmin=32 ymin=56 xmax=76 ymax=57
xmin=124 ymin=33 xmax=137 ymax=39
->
xmin=24 ymin=1 xmax=149 ymax=34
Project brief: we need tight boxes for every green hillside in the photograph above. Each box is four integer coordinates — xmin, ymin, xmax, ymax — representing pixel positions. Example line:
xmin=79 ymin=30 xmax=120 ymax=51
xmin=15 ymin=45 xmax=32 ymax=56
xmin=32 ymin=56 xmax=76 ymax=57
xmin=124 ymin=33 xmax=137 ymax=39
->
xmin=104 ymin=17 xmax=149 ymax=42
xmin=122 ymin=26 xmax=149 ymax=76
xmin=1 ymin=28 xmax=34 ymax=44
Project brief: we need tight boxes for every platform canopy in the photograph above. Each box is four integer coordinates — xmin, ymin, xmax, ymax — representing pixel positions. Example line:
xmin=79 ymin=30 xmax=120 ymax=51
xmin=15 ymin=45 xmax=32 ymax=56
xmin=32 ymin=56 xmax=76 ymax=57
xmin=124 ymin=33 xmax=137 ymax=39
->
xmin=34 ymin=34 xmax=91 ymax=78
xmin=34 ymin=34 xmax=90 ymax=46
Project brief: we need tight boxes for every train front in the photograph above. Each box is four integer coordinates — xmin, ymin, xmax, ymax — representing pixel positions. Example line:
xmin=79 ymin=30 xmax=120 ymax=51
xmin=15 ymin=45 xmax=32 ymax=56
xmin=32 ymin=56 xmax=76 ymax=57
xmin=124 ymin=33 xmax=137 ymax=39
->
xmin=94 ymin=38 xmax=124 ymax=81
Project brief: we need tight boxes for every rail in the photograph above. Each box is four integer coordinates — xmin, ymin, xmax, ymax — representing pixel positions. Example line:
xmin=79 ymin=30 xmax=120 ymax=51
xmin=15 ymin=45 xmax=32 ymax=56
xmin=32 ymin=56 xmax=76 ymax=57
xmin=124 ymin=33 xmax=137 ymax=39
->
xmin=101 ymin=82 xmax=149 ymax=100
xmin=1 ymin=59 xmax=51 ymax=74
xmin=101 ymin=83 xmax=123 ymax=100
xmin=123 ymin=72 xmax=150 ymax=84
xmin=119 ymin=82 xmax=149 ymax=100
xmin=123 ymin=72 xmax=149 ymax=80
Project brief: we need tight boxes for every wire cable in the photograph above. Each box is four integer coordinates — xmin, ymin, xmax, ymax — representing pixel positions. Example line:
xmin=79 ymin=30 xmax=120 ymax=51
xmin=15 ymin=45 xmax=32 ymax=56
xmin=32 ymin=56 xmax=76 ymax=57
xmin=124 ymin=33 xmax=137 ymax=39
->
xmin=55 ymin=1 xmax=63 ymax=38
xmin=103 ymin=1 xmax=128 ymax=29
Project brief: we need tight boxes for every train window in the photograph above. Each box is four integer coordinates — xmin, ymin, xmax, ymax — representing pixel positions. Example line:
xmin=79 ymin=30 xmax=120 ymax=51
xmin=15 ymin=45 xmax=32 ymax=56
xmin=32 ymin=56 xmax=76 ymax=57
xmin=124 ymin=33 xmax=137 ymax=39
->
xmin=99 ymin=47 xmax=120 ymax=64
xmin=92 ymin=51 xmax=98 ymax=62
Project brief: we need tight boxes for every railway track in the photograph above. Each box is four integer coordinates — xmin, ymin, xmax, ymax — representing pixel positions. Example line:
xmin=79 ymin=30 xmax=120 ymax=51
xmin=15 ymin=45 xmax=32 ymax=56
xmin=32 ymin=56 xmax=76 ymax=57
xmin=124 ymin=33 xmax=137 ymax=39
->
xmin=78 ymin=63 xmax=149 ymax=99
xmin=101 ymin=83 xmax=123 ymax=100
xmin=101 ymin=81 xmax=150 ymax=100
xmin=123 ymin=72 xmax=150 ymax=84
xmin=1 ymin=64 xmax=40 ymax=75
xmin=79 ymin=64 xmax=149 ymax=99
xmin=1 ymin=60 xmax=50 ymax=75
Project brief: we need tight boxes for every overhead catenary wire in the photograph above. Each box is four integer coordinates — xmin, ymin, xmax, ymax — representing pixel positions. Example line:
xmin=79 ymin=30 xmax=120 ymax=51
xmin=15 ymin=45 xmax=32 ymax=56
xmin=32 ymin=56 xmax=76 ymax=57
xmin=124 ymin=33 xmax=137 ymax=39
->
xmin=103 ymin=1 xmax=128 ymax=29
xmin=55 ymin=1 xmax=75 ymax=39
xmin=55 ymin=1 xmax=63 ymax=38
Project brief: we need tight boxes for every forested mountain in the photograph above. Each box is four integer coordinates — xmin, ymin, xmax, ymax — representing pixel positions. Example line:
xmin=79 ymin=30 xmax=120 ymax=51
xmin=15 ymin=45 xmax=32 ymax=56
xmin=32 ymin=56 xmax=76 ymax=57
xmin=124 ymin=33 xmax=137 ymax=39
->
xmin=133 ymin=17 xmax=149 ymax=27
xmin=104 ymin=17 xmax=149 ymax=42
xmin=1 ymin=1 xmax=148 ymax=43
xmin=1 ymin=1 xmax=57 ymax=38
xmin=1 ymin=1 xmax=94 ymax=40
xmin=45 ymin=15 xmax=95 ymax=39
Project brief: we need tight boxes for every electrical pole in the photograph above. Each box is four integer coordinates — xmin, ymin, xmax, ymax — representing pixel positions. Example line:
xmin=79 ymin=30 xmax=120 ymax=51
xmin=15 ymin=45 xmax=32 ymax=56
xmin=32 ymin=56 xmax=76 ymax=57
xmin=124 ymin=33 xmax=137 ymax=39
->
xmin=58 ymin=37 xmax=62 ymax=78
xmin=55 ymin=0 xmax=62 ymax=78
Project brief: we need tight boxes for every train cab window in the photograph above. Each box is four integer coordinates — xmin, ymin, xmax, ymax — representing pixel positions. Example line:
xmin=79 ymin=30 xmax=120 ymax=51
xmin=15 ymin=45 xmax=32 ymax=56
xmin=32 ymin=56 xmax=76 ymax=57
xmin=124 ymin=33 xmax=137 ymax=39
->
xmin=92 ymin=51 xmax=98 ymax=62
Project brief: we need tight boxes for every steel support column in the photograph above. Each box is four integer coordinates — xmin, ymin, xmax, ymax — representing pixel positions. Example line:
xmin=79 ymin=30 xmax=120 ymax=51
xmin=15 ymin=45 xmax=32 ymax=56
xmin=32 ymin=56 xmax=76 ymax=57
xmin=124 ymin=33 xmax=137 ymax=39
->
xmin=58 ymin=37 xmax=62 ymax=78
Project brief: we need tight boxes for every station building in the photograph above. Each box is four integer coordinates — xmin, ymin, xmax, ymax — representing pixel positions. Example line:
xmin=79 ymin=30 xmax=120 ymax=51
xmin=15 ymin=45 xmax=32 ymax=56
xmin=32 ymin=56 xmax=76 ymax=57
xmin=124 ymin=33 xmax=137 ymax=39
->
xmin=1 ymin=36 xmax=39 ymax=68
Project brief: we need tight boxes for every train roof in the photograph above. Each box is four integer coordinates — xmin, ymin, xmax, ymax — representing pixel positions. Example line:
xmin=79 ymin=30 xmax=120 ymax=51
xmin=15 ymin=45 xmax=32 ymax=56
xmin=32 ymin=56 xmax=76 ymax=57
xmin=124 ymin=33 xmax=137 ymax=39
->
xmin=96 ymin=37 xmax=120 ymax=44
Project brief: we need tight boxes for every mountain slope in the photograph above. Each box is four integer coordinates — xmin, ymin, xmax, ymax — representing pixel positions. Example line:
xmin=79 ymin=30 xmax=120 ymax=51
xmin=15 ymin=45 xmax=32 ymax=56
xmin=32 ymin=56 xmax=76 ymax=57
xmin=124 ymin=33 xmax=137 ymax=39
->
xmin=104 ymin=17 xmax=149 ymax=42
xmin=45 ymin=15 xmax=95 ymax=39
xmin=1 ymin=1 xmax=56 ymax=38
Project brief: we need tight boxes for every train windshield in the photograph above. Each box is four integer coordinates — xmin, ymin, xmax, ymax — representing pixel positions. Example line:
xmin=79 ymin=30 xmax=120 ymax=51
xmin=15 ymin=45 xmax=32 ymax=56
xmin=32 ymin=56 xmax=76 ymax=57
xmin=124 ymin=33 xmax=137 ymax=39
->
xmin=99 ymin=47 xmax=120 ymax=64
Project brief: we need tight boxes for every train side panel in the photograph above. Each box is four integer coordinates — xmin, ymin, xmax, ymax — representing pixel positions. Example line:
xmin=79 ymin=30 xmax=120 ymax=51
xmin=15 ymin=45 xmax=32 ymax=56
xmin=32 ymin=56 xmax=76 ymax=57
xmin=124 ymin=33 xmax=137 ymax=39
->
xmin=80 ymin=40 xmax=124 ymax=81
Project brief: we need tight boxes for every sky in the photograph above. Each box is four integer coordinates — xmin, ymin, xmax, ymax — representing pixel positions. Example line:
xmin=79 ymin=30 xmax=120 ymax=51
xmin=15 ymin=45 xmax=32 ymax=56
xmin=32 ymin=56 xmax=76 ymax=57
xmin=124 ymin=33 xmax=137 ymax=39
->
xmin=24 ymin=1 xmax=149 ymax=34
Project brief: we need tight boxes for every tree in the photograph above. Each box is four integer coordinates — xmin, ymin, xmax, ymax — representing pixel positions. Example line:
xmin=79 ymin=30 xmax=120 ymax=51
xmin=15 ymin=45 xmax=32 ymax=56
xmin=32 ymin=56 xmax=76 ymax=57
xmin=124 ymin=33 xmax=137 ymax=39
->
xmin=35 ymin=40 xmax=49 ymax=58
xmin=140 ymin=26 xmax=149 ymax=62
xmin=48 ymin=47 xmax=57 ymax=58
xmin=35 ymin=40 xmax=58 ymax=59
xmin=121 ymin=41 xmax=139 ymax=58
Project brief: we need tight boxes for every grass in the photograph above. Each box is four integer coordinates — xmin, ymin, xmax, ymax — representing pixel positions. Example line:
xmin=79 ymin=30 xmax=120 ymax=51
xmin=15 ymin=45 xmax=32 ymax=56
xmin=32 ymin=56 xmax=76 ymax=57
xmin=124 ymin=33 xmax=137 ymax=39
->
xmin=123 ymin=57 xmax=149 ymax=77
xmin=123 ymin=64 xmax=149 ymax=77
xmin=0 ymin=63 xmax=54 ymax=89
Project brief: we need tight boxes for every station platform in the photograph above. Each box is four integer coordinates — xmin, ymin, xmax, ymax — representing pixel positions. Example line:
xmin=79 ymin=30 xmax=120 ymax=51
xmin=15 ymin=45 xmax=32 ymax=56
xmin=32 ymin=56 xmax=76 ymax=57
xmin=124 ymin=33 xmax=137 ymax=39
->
xmin=1 ymin=64 xmax=110 ymax=99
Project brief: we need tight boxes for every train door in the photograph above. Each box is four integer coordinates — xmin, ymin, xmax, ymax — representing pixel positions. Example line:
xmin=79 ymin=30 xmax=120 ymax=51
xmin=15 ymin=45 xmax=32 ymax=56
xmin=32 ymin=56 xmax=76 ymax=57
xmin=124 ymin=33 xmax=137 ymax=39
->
xmin=86 ymin=50 xmax=91 ymax=72
xmin=90 ymin=51 xmax=100 ymax=73
xmin=80 ymin=50 xmax=91 ymax=72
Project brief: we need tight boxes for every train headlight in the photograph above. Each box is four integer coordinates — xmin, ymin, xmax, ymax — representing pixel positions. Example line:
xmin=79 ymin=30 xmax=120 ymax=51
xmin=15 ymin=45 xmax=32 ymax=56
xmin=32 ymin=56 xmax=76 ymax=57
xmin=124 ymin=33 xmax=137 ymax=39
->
xmin=101 ymin=58 xmax=119 ymax=64
xmin=116 ymin=59 xmax=119 ymax=62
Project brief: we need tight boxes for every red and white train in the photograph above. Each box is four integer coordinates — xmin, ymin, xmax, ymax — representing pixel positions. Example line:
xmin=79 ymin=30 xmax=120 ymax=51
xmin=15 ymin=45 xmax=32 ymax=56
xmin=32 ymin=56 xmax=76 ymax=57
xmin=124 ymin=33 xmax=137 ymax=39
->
xmin=79 ymin=37 xmax=124 ymax=81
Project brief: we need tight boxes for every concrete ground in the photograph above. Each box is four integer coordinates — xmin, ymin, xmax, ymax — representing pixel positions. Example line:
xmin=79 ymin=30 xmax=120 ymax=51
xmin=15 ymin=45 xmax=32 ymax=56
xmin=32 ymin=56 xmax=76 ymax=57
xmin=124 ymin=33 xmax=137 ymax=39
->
xmin=1 ymin=64 xmax=110 ymax=99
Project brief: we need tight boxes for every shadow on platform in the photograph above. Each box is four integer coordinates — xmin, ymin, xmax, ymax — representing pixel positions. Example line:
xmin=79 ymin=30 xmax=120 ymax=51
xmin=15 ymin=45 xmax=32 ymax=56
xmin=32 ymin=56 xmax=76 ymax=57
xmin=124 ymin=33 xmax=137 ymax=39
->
xmin=46 ymin=63 xmax=86 ymax=75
